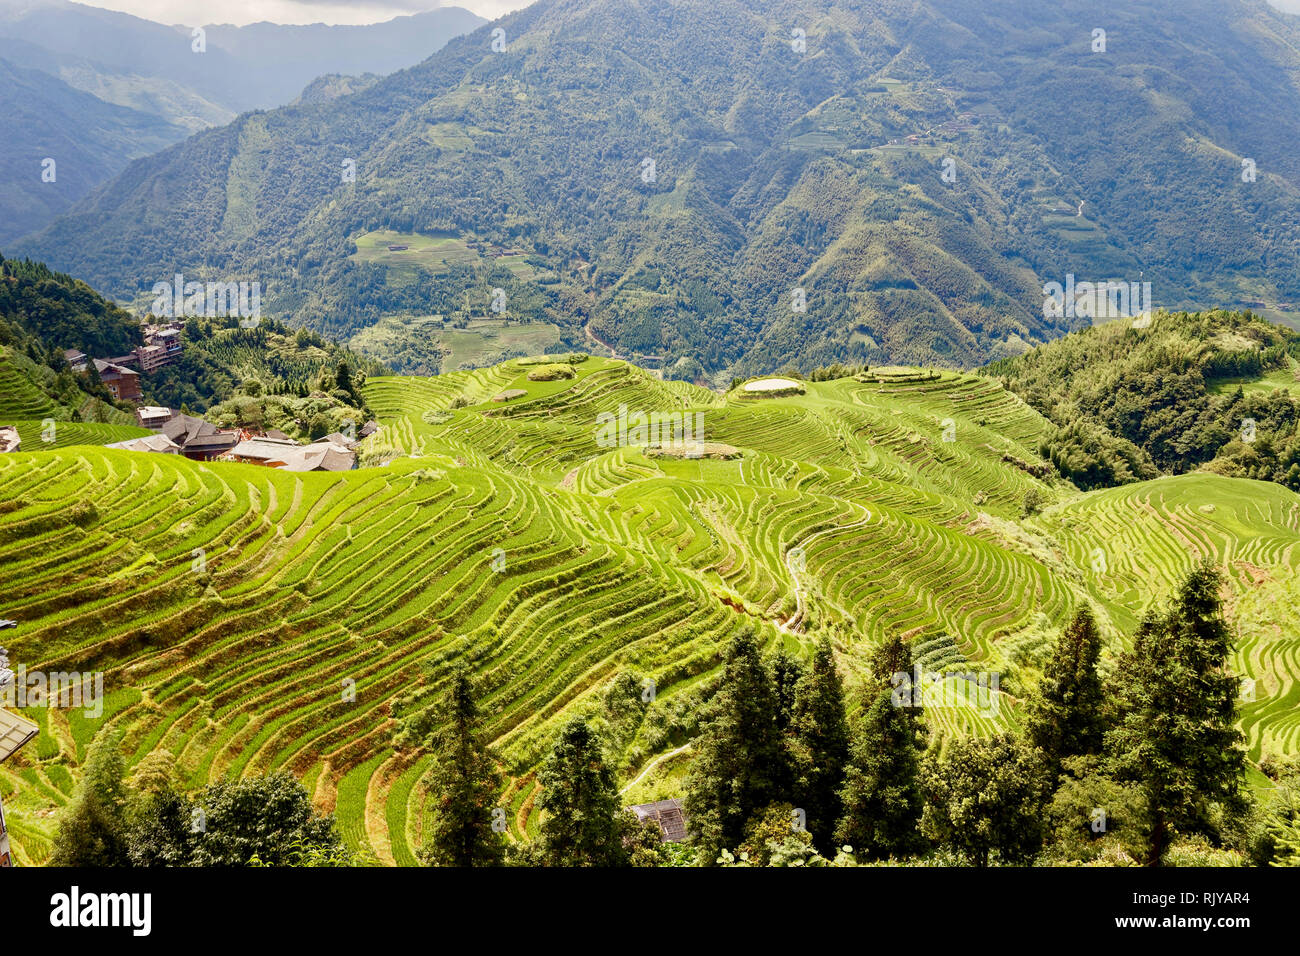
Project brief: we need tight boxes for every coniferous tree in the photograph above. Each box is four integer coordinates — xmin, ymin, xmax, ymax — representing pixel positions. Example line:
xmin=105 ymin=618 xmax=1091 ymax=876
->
xmin=685 ymin=629 xmax=787 ymax=863
xmin=50 ymin=731 xmax=131 ymax=867
xmin=1025 ymin=605 xmax=1107 ymax=778
xmin=769 ymin=648 xmax=803 ymax=734
xmin=788 ymin=638 xmax=849 ymax=853
xmin=420 ymin=668 xmax=505 ymax=867
xmin=535 ymin=718 xmax=629 ymax=866
xmin=836 ymin=634 xmax=928 ymax=859
xmin=1106 ymin=562 xmax=1247 ymax=865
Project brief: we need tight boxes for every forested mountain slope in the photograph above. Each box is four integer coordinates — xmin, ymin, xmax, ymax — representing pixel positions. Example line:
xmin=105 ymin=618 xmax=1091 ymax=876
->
xmin=989 ymin=310 xmax=1300 ymax=491
xmin=14 ymin=0 xmax=1300 ymax=379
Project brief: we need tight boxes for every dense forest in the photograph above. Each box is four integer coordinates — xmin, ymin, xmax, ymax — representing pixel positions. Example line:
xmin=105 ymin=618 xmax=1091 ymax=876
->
xmin=987 ymin=310 xmax=1300 ymax=491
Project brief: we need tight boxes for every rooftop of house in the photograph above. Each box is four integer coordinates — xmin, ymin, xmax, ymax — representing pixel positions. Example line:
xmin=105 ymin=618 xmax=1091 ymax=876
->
xmin=160 ymin=413 xmax=237 ymax=450
xmin=93 ymin=359 xmax=137 ymax=376
xmin=229 ymin=437 xmax=355 ymax=472
xmin=105 ymin=434 xmax=180 ymax=454
xmin=628 ymin=798 xmax=688 ymax=843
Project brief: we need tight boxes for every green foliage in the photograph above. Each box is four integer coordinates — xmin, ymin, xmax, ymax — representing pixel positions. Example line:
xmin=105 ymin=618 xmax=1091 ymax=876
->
xmin=920 ymin=734 xmax=1051 ymax=867
xmin=836 ymin=635 xmax=928 ymax=860
xmin=1024 ymin=606 xmax=1107 ymax=779
xmin=685 ymin=630 xmax=788 ymax=863
xmin=787 ymin=638 xmax=849 ymax=853
xmin=533 ymin=718 xmax=630 ymax=867
xmin=1106 ymin=562 xmax=1248 ymax=865
xmin=418 ymin=668 xmax=505 ymax=867
xmin=994 ymin=310 xmax=1300 ymax=491
xmin=49 ymin=731 xmax=131 ymax=867
xmin=1041 ymin=756 xmax=1144 ymax=865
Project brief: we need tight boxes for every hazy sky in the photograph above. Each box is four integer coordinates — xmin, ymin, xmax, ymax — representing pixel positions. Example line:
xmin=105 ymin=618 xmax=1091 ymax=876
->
xmin=62 ymin=0 xmax=1300 ymax=28
xmin=71 ymin=0 xmax=531 ymax=27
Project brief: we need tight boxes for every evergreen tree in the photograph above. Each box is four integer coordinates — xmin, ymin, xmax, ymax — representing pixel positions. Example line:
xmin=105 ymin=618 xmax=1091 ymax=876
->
xmin=685 ymin=629 xmax=787 ymax=863
xmin=769 ymin=648 xmax=803 ymax=734
xmin=535 ymin=718 xmax=628 ymax=866
xmin=788 ymin=638 xmax=849 ymax=853
xmin=1025 ymin=605 xmax=1107 ymax=778
xmin=1106 ymin=562 xmax=1247 ymax=865
xmin=420 ymin=668 xmax=505 ymax=867
xmin=836 ymin=634 xmax=928 ymax=859
xmin=50 ymin=731 xmax=131 ymax=866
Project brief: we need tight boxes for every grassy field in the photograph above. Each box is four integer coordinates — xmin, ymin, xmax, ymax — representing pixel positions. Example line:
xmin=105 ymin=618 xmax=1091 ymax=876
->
xmin=1208 ymin=356 xmax=1300 ymax=398
xmin=3 ymin=356 xmax=1298 ymax=865
xmin=349 ymin=315 xmax=563 ymax=375
xmin=348 ymin=229 xmax=540 ymax=286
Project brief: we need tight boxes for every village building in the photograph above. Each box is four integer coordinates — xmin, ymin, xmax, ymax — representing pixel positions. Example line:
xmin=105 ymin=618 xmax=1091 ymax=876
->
xmin=627 ymin=798 xmax=689 ymax=843
xmin=160 ymin=413 xmax=239 ymax=461
xmin=314 ymin=431 xmax=359 ymax=449
xmin=93 ymin=360 xmax=142 ymax=402
xmin=64 ymin=349 xmax=88 ymax=372
xmin=104 ymin=434 xmax=181 ymax=454
xmin=0 ymin=426 xmax=19 ymax=454
xmin=227 ymin=436 xmax=356 ymax=472
xmin=145 ymin=326 xmax=183 ymax=360
xmin=359 ymin=421 xmax=381 ymax=439
xmin=132 ymin=344 xmax=169 ymax=373
xmin=136 ymin=406 xmax=174 ymax=429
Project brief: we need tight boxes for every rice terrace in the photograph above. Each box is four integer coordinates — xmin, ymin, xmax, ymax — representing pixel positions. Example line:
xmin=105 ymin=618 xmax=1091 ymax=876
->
xmin=3 ymin=1 xmax=1300 ymax=923
xmin=2 ymin=346 xmax=1298 ymax=866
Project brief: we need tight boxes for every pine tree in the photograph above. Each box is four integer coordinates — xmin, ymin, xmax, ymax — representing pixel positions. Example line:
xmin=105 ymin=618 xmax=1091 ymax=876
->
xmin=420 ymin=668 xmax=505 ymax=866
xmin=770 ymin=648 xmax=804 ymax=735
xmin=685 ymin=629 xmax=787 ymax=862
xmin=1025 ymin=605 xmax=1107 ymax=778
xmin=50 ymin=731 xmax=131 ymax=866
xmin=836 ymin=634 xmax=928 ymax=859
xmin=536 ymin=718 xmax=628 ymax=866
xmin=1106 ymin=562 xmax=1247 ymax=865
xmin=788 ymin=638 xmax=849 ymax=853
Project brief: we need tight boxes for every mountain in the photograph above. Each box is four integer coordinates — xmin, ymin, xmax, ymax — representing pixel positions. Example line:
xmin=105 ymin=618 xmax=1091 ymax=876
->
xmin=0 ymin=1 xmax=486 ymax=240
xmin=12 ymin=0 xmax=1300 ymax=382
xmin=0 ymin=1 xmax=486 ymax=120
xmin=4 ymin=351 xmax=1298 ymax=864
xmin=0 ymin=56 xmax=189 ymax=243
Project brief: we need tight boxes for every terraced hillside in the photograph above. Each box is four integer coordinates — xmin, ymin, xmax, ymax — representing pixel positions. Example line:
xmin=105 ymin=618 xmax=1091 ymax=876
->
xmin=2 ymin=356 xmax=1298 ymax=865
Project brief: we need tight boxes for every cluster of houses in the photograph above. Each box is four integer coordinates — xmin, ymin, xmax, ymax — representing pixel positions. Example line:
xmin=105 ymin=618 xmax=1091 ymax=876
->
xmin=65 ymin=319 xmax=186 ymax=401
xmin=102 ymin=407 xmax=376 ymax=472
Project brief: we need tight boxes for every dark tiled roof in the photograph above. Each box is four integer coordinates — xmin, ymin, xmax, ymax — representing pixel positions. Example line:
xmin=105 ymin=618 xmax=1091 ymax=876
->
xmin=629 ymin=798 xmax=688 ymax=843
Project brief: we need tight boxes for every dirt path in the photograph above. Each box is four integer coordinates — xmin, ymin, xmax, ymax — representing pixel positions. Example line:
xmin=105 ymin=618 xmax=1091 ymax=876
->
xmin=619 ymin=744 xmax=691 ymax=796
xmin=584 ymin=323 xmax=619 ymax=359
